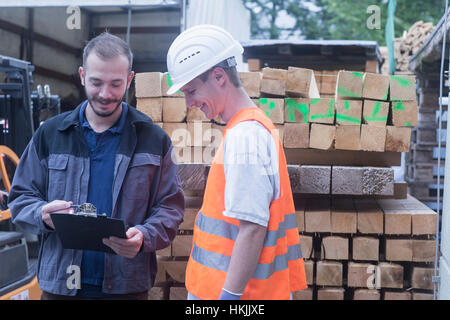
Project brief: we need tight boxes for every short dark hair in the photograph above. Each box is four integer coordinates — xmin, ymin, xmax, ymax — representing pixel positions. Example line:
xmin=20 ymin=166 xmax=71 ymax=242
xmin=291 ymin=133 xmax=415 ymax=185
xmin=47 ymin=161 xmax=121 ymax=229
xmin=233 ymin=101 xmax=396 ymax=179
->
xmin=198 ymin=60 xmax=242 ymax=88
xmin=83 ymin=32 xmax=133 ymax=72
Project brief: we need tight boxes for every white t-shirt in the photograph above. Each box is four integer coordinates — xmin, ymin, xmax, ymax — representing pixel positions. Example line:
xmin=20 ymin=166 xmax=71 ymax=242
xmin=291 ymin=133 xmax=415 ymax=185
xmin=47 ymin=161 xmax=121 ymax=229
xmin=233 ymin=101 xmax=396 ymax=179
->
xmin=222 ymin=120 xmax=281 ymax=227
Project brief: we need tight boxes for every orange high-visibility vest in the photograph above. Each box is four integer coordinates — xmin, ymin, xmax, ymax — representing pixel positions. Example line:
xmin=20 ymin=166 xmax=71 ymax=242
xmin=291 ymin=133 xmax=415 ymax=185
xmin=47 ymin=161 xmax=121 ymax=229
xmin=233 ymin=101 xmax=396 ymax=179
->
xmin=185 ymin=107 xmax=307 ymax=300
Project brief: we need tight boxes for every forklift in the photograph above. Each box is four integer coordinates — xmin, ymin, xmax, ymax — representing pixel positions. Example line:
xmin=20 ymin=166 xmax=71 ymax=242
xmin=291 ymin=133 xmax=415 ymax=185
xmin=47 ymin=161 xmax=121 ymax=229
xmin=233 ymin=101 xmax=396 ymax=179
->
xmin=0 ymin=54 xmax=61 ymax=300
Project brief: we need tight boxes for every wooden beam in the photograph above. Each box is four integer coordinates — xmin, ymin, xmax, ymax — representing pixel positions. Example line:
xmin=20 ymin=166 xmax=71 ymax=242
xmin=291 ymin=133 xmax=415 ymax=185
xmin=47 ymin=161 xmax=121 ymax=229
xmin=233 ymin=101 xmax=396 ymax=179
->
xmin=331 ymin=166 xmax=394 ymax=196
xmin=321 ymin=236 xmax=349 ymax=260
xmin=355 ymin=199 xmax=384 ymax=234
xmin=317 ymin=288 xmax=345 ymax=300
xmin=176 ymin=163 xmax=207 ymax=191
xmin=331 ymin=198 xmax=357 ymax=234
xmin=378 ymin=262 xmax=404 ymax=289
xmin=353 ymin=289 xmax=380 ymax=300
xmin=347 ymin=262 xmax=375 ymax=288
xmin=305 ymin=198 xmax=331 ymax=233
xmin=353 ymin=237 xmax=379 ymax=261
xmin=316 ymin=261 xmax=343 ymax=287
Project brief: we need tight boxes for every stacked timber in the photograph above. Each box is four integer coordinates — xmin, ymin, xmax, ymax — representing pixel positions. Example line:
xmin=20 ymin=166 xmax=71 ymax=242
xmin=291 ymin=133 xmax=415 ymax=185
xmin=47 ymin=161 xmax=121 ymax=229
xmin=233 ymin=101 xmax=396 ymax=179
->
xmin=294 ymin=195 xmax=436 ymax=300
xmin=150 ymin=194 xmax=437 ymax=300
xmin=395 ymin=21 xmax=434 ymax=72
xmin=135 ymin=69 xmax=417 ymax=166
xmin=405 ymin=78 xmax=444 ymax=210
xmin=135 ymin=67 xmax=436 ymax=300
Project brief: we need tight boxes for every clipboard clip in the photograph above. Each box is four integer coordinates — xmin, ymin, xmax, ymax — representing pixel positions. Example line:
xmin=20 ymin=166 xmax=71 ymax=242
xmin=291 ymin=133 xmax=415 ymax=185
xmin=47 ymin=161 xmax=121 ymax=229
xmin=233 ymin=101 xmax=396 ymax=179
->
xmin=70 ymin=203 xmax=107 ymax=218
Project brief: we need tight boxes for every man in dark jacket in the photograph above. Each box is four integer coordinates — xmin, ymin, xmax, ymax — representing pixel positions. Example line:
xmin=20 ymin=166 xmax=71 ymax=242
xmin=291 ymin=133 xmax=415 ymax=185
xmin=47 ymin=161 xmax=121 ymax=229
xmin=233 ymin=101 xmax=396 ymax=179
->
xmin=8 ymin=32 xmax=184 ymax=299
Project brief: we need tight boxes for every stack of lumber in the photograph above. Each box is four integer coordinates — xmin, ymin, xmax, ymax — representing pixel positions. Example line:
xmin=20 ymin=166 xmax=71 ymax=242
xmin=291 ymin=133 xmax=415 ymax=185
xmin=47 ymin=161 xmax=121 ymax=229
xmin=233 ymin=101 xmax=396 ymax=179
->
xmin=135 ymin=67 xmax=435 ymax=300
xmin=395 ymin=21 xmax=434 ymax=72
xmin=135 ymin=71 xmax=223 ymax=165
xmin=148 ymin=194 xmax=437 ymax=300
xmin=293 ymin=195 xmax=436 ymax=300
xmin=135 ymin=68 xmax=418 ymax=163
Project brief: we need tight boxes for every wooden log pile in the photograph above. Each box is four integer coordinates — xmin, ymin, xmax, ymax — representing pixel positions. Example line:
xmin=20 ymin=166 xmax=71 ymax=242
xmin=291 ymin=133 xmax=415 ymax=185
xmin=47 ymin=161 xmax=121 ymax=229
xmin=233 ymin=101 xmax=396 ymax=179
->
xmin=135 ymin=66 xmax=435 ymax=300
xmin=395 ymin=21 xmax=434 ymax=72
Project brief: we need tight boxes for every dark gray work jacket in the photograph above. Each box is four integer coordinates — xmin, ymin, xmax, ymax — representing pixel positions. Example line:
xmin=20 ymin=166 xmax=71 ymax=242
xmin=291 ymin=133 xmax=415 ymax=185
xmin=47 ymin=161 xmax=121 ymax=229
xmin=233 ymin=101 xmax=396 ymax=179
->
xmin=8 ymin=102 xmax=185 ymax=296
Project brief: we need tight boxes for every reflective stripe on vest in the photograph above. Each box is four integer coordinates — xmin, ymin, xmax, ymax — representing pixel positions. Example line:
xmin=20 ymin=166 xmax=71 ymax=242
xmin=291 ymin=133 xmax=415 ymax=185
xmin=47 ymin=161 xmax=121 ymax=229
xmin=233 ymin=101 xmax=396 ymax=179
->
xmin=192 ymin=211 xmax=303 ymax=280
xmin=192 ymin=242 xmax=302 ymax=280
xmin=195 ymin=211 xmax=300 ymax=248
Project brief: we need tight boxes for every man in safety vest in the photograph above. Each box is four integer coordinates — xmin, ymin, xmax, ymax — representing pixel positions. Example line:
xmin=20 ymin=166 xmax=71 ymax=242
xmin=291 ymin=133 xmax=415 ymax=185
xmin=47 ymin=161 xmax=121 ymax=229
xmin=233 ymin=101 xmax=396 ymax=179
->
xmin=166 ymin=24 xmax=307 ymax=300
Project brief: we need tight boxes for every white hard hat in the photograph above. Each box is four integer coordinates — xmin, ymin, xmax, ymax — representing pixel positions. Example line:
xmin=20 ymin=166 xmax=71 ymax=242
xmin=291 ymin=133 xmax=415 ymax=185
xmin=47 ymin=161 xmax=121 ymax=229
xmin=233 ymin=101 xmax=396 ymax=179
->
xmin=166 ymin=24 xmax=244 ymax=95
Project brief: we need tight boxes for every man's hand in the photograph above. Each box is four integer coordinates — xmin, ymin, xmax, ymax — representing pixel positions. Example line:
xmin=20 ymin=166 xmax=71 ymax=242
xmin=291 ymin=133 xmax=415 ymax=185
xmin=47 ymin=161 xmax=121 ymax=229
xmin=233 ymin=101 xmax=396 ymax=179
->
xmin=102 ymin=227 xmax=144 ymax=259
xmin=41 ymin=200 xmax=74 ymax=229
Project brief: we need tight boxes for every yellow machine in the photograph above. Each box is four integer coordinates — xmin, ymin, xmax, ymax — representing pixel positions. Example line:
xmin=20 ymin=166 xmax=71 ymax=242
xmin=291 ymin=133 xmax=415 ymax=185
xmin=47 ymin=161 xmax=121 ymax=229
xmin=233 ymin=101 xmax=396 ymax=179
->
xmin=0 ymin=145 xmax=41 ymax=300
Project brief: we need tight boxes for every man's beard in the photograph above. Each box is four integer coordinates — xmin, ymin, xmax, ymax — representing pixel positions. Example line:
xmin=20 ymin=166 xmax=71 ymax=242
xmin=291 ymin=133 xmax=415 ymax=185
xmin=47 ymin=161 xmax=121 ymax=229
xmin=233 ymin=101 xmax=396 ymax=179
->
xmin=86 ymin=92 xmax=125 ymax=118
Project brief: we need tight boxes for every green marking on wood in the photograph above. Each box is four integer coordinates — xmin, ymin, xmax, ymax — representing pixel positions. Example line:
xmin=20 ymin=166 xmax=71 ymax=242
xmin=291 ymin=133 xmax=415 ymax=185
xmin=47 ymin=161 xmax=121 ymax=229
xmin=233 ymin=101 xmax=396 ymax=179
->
xmin=285 ymin=98 xmax=309 ymax=123
xmin=310 ymin=98 xmax=321 ymax=105
xmin=405 ymin=121 xmax=412 ymax=127
xmin=269 ymin=101 xmax=276 ymax=110
xmin=344 ymin=100 xmax=350 ymax=110
xmin=364 ymin=101 xmax=387 ymax=123
xmin=336 ymin=113 xmax=361 ymax=124
xmin=352 ymin=72 xmax=364 ymax=78
xmin=329 ymin=99 xmax=335 ymax=113
xmin=309 ymin=98 xmax=335 ymax=121
xmin=383 ymin=88 xmax=389 ymax=101
xmin=392 ymin=101 xmax=405 ymax=111
xmin=372 ymin=101 xmax=381 ymax=117
xmin=310 ymin=114 xmax=333 ymax=120
xmin=364 ymin=115 xmax=387 ymax=122
xmin=391 ymin=75 xmax=412 ymax=87
xmin=259 ymin=98 xmax=276 ymax=117
xmin=337 ymin=86 xmax=361 ymax=98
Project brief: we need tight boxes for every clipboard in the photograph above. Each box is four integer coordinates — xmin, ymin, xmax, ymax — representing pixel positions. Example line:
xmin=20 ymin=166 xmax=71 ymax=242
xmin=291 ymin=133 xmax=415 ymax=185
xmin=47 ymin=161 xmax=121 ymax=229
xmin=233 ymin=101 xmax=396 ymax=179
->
xmin=50 ymin=213 xmax=126 ymax=254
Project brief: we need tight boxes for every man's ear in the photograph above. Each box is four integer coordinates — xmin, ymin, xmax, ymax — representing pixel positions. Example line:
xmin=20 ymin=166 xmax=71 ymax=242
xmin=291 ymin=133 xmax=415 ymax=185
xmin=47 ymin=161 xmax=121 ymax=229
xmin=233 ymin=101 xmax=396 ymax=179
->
xmin=78 ymin=66 xmax=85 ymax=86
xmin=211 ymin=67 xmax=227 ymax=87
xmin=127 ymin=71 xmax=135 ymax=89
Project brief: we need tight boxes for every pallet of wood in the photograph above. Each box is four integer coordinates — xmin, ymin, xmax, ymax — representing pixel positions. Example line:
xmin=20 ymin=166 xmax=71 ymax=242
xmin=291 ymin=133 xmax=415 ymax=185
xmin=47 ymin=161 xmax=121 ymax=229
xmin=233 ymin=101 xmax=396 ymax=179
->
xmin=150 ymin=194 xmax=436 ymax=300
xmin=134 ymin=68 xmax=418 ymax=166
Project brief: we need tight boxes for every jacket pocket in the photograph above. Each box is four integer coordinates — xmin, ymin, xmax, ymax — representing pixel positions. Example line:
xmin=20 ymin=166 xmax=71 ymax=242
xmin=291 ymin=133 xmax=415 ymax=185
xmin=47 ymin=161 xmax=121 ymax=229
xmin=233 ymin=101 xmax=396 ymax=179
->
xmin=47 ymin=154 xmax=69 ymax=201
xmin=122 ymin=153 xmax=161 ymax=200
